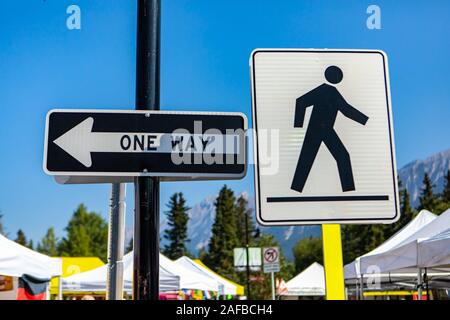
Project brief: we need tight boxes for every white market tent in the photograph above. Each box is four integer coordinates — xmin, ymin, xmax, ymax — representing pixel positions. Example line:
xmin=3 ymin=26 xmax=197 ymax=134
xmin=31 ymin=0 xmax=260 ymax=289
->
xmin=344 ymin=210 xmax=437 ymax=280
xmin=359 ymin=209 xmax=450 ymax=274
xmin=281 ymin=262 xmax=325 ymax=296
xmin=62 ymin=252 xmax=218 ymax=293
xmin=175 ymin=256 xmax=239 ymax=295
xmin=418 ymin=227 xmax=450 ymax=268
xmin=0 ymin=233 xmax=62 ymax=280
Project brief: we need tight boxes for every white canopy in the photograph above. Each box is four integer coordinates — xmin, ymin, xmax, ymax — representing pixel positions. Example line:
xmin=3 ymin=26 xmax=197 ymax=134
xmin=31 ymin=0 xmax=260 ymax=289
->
xmin=62 ymin=252 xmax=179 ymax=293
xmin=344 ymin=210 xmax=436 ymax=279
xmin=360 ymin=209 xmax=450 ymax=273
xmin=175 ymin=256 xmax=238 ymax=295
xmin=62 ymin=252 xmax=219 ymax=293
xmin=282 ymin=262 xmax=325 ymax=296
xmin=159 ymin=254 xmax=218 ymax=291
xmin=0 ymin=233 xmax=62 ymax=280
xmin=418 ymin=227 xmax=450 ymax=269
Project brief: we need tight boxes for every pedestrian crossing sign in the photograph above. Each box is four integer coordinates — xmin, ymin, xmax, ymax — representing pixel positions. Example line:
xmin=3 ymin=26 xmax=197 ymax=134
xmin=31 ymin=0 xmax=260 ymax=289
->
xmin=250 ymin=49 xmax=399 ymax=225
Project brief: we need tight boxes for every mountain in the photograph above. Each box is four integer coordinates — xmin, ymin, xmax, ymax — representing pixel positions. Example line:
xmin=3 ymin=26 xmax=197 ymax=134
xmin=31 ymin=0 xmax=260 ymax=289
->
xmin=398 ymin=149 xmax=450 ymax=207
xmin=161 ymin=193 xmax=321 ymax=261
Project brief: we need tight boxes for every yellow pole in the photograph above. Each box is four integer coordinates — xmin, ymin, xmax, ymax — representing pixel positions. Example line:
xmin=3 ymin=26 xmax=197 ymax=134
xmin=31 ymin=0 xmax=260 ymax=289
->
xmin=322 ymin=224 xmax=345 ymax=300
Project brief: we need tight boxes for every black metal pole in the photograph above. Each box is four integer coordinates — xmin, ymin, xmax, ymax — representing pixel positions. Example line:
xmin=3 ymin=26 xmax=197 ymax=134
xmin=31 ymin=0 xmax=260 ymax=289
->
xmin=134 ymin=0 xmax=161 ymax=300
xmin=245 ymin=215 xmax=251 ymax=300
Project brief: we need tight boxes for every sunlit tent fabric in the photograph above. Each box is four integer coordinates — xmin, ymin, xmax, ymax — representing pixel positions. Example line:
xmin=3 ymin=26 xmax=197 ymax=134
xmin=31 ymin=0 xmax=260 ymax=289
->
xmin=0 ymin=233 xmax=62 ymax=280
xmin=62 ymin=252 xmax=219 ymax=293
xmin=159 ymin=254 xmax=218 ymax=291
xmin=281 ymin=262 xmax=325 ymax=296
xmin=50 ymin=257 xmax=105 ymax=294
xmin=360 ymin=209 xmax=450 ymax=274
xmin=344 ymin=210 xmax=436 ymax=279
xmin=175 ymin=256 xmax=244 ymax=295
xmin=418 ymin=227 xmax=450 ymax=268
xmin=62 ymin=252 xmax=179 ymax=293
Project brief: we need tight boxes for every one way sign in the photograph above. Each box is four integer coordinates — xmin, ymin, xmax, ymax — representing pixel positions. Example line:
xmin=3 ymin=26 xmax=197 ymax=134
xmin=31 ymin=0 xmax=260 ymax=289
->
xmin=44 ymin=109 xmax=247 ymax=179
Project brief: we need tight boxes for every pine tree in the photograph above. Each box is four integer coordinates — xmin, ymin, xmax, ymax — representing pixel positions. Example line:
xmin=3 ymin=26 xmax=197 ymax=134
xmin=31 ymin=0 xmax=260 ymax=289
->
xmin=163 ymin=192 xmax=190 ymax=259
xmin=342 ymin=224 xmax=373 ymax=264
xmin=443 ymin=170 xmax=450 ymax=203
xmin=205 ymin=185 xmax=238 ymax=279
xmin=384 ymin=179 xmax=416 ymax=238
xmin=125 ymin=238 xmax=133 ymax=254
xmin=0 ymin=213 xmax=5 ymax=236
xmin=418 ymin=173 xmax=440 ymax=212
xmin=58 ymin=204 xmax=108 ymax=261
xmin=15 ymin=229 xmax=28 ymax=246
xmin=235 ymin=194 xmax=256 ymax=247
xmin=37 ymin=227 xmax=59 ymax=256
xmin=395 ymin=185 xmax=415 ymax=230
xmin=292 ymin=237 xmax=323 ymax=273
xmin=28 ymin=240 xmax=34 ymax=250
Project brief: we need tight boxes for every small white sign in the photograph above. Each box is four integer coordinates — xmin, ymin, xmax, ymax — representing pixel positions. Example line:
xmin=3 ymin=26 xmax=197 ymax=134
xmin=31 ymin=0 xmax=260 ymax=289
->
xmin=233 ymin=247 xmax=262 ymax=271
xmin=251 ymin=49 xmax=399 ymax=225
xmin=263 ymin=247 xmax=280 ymax=273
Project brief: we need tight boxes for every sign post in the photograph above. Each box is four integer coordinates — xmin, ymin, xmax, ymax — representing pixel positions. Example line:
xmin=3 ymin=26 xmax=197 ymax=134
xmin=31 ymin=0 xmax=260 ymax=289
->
xmin=250 ymin=49 xmax=399 ymax=300
xmin=263 ymin=247 xmax=280 ymax=300
xmin=322 ymin=224 xmax=345 ymax=300
xmin=134 ymin=0 xmax=161 ymax=300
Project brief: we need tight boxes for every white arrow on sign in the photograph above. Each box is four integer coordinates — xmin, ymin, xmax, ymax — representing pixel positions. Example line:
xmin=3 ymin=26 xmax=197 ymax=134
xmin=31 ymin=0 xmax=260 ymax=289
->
xmin=53 ymin=117 xmax=240 ymax=168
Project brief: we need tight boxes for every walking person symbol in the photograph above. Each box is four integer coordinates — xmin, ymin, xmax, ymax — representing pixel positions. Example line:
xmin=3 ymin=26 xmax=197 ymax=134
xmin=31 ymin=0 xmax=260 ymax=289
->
xmin=291 ymin=66 xmax=369 ymax=193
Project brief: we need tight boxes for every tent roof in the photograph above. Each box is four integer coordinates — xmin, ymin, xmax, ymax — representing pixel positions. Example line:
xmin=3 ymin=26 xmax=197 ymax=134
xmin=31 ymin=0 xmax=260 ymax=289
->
xmin=159 ymin=254 xmax=218 ymax=291
xmin=62 ymin=252 xmax=219 ymax=293
xmin=282 ymin=262 xmax=325 ymax=296
xmin=344 ymin=210 xmax=436 ymax=279
xmin=361 ymin=209 xmax=450 ymax=273
xmin=62 ymin=252 xmax=180 ymax=293
xmin=418 ymin=227 xmax=450 ymax=268
xmin=175 ymin=256 xmax=244 ymax=295
xmin=0 ymin=234 xmax=62 ymax=279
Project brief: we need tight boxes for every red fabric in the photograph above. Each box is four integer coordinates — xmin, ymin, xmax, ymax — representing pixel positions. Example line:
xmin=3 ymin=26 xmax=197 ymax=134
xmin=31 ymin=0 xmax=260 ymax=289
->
xmin=16 ymin=287 xmax=46 ymax=300
xmin=16 ymin=275 xmax=48 ymax=300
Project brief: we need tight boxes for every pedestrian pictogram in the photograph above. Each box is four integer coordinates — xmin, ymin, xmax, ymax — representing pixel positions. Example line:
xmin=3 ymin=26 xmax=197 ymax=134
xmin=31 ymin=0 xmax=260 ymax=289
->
xmin=291 ymin=66 xmax=369 ymax=193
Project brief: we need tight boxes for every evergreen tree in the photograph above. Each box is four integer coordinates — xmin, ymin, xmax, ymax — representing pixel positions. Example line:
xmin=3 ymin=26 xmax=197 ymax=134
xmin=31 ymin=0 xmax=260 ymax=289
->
xmin=58 ymin=204 xmax=108 ymax=261
xmin=163 ymin=192 xmax=190 ymax=259
xmin=383 ymin=179 xmax=416 ymax=238
xmin=394 ymin=185 xmax=415 ymax=231
xmin=15 ymin=229 xmax=28 ymax=246
xmin=292 ymin=237 xmax=323 ymax=273
xmin=418 ymin=173 xmax=440 ymax=212
xmin=0 ymin=213 xmax=5 ymax=236
xmin=342 ymin=224 xmax=373 ymax=264
xmin=205 ymin=185 xmax=238 ymax=279
xmin=442 ymin=170 xmax=450 ymax=203
xmin=235 ymin=194 xmax=256 ymax=247
xmin=28 ymin=239 xmax=34 ymax=250
xmin=37 ymin=227 xmax=59 ymax=256
xmin=125 ymin=238 xmax=133 ymax=254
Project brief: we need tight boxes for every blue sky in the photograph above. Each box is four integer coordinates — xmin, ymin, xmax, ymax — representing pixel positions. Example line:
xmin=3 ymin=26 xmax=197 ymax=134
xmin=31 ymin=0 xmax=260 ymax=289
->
xmin=0 ymin=0 xmax=449 ymax=242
